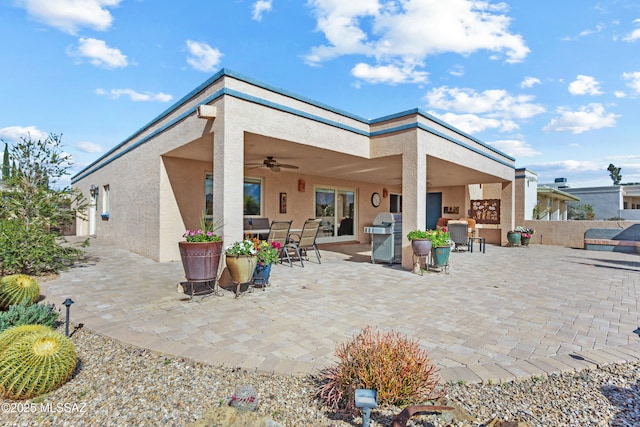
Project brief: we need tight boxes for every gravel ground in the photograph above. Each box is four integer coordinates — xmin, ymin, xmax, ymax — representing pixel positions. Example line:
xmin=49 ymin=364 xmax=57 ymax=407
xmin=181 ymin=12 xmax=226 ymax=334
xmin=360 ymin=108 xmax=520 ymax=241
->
xmin=1 ymin=326 xmax=639 ymax=427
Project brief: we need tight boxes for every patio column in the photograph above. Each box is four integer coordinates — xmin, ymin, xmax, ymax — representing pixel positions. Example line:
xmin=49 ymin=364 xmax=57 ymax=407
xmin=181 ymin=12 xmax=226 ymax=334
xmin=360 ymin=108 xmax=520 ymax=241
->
xmin=501 ymin=181 xmax=515 ymax=245
xmin=401 ymin=141 xmax=427 ymax=270
xmin=213 ymin=112 xmax=245 ymax=246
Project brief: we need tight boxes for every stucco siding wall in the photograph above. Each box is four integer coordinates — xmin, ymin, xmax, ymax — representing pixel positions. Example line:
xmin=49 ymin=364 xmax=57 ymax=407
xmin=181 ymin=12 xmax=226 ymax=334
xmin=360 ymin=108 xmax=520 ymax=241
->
xmin=523 ymin=220 xmax=639 ymax=248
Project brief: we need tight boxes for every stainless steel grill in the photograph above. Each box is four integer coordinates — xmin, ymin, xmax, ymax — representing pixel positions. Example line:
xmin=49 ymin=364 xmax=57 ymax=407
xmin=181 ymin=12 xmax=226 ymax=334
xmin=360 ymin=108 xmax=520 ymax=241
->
xmin=364 ymin=212 xmax=402 ymax=264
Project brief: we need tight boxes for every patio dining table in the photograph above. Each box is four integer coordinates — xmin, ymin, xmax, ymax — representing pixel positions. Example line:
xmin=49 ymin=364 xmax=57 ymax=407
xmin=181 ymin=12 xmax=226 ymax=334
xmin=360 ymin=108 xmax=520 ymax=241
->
xmin=243 ymin=228 xmax=303 ymax=237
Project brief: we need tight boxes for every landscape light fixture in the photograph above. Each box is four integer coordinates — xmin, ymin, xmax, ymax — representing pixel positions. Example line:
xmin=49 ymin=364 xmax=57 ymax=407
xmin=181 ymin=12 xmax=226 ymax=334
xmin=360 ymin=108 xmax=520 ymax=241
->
xmin=63 ymin=298 xmax=74 ymax=336
xmin=354 ymin=388 xmax=377 ymax=427
xmin=89 ymin=185 xmax=99 ymax=197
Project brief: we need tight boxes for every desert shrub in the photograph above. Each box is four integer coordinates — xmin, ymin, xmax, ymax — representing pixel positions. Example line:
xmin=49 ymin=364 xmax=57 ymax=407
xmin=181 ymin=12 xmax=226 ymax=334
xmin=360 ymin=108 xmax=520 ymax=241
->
xmin=0 ymin=301 xmax=60 ymax=332
xmin=0 ymin=325 xmax=77 ymax=399
xmin=317 ymin=326 xmax=440 ymax=410
xmin=0 ymin=274 xmax=40 ymax=309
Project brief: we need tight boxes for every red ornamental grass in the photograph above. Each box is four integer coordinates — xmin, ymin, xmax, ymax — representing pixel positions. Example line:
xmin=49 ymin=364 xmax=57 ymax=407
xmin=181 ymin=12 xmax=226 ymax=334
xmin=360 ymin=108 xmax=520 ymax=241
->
xmin=317 ymin=326 xmax=440 ymax=410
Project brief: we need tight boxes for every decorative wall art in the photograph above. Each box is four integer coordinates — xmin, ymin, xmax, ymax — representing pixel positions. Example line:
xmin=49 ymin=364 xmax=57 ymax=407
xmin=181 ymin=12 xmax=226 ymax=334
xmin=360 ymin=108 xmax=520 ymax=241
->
xmin=470 ymin=199 xmax=500 ymax=224
xmin=279 ymin=192 xmax=287 ymax=214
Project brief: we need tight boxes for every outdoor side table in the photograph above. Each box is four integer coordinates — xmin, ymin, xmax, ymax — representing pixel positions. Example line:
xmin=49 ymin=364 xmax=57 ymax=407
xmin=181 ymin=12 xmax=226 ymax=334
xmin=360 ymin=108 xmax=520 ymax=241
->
xmin=469 ymin=237 xmax=486 ymax=253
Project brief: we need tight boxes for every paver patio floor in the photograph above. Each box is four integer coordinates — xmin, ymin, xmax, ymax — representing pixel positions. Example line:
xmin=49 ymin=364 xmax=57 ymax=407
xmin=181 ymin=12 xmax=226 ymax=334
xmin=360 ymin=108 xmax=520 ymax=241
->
xmin=41 ymin=238 xmax=640 ymax=383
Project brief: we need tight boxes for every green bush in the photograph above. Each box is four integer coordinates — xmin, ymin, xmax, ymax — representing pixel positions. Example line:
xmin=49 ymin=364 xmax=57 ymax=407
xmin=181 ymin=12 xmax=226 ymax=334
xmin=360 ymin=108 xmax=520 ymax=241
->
xmin=317 ymin=326 xmax=440 ymax=410
xmin=0 ymin=301 xmax=60 ymax=332
xmin=0 ymin=325 xmax=77 ymax=399
xmin=0 ymin=219 xmax=85 ymax=275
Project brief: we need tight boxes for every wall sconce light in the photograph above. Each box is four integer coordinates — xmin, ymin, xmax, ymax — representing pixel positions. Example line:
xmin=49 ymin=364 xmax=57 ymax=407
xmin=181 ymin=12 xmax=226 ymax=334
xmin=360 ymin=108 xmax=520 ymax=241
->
xmin=354 ymin=388 xmax=377 ymax=427
xmin=382 ymin=188 xmax=388 ymax=198
xmin=196 ymin=104 xmax=217 ymax=119
xmin=298 ymin=179 xmax=305 ymax=192
xmin=89 ymin=185 xmax=99 ymax=197
xmin=63 ymin=298 xmax=75 ymax=337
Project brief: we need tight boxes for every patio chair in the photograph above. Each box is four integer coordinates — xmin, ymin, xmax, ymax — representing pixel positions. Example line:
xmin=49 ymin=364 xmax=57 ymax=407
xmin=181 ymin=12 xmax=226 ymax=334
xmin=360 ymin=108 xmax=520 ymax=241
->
xmin=447 ymin=221 xmax=469 ymax=252
xmin=286 ymin=219 xmax=322 ymax=267
xmin=267 ymin=220 xmax=293 ymax=266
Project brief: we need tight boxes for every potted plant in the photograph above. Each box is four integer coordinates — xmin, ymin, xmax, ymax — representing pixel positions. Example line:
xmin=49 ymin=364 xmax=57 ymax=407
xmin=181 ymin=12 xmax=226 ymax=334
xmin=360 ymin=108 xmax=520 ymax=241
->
xmin=225 ymin=239 xmax=258 ymax=288
xmin=424 ymin=228 xmax=453 ymax=269
xmin=506 ymin=229 xmax=522 ymax=246
xmin=407 ymin=229 xmax=432 ymax=257
xmin=515 ymin=226 xmax=534 ymax=246
xmin=252 ymin=239 xmax=282 ymax=286
xmin=179 ymin=219 xmax=223 ymax=284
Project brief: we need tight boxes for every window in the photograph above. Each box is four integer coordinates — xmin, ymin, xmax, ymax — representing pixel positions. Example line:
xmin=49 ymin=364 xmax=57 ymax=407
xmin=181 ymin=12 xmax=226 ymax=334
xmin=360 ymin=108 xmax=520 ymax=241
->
xmin=390 ymin=194 xmax=402 ymax=213
xmin=244 ymin=178 xmax=262 ymax=216
xmin=205 ymin=173 xmax=213 ymax=221
xmin=101 ymin=185 xmax=110 ymax=219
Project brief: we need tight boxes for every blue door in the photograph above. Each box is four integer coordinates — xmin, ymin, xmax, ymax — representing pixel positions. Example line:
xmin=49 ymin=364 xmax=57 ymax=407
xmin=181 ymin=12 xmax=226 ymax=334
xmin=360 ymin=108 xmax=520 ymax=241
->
xmin=426 ymin=192 xmax=442 ymax=230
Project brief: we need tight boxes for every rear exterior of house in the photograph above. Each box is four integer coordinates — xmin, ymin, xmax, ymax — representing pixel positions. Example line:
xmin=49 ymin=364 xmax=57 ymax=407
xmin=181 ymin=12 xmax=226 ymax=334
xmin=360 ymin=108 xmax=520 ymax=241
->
xmin=72 ymin=69 xmax=516 ymax=269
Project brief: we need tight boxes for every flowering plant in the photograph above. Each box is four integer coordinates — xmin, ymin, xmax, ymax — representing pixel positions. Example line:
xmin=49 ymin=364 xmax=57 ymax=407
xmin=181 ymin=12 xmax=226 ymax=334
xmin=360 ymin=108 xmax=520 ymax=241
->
xmin=514 ymin=226 xmax=535 ymax=239
xmin=225 ymin=239 xmax=257 ymax=256
xmin=425 ymin=228 xmax=453 ymax=247
xmin=182 ymin=229 xmax=222 ymax=243
xmin=252 ymin=239 xmax=281 ymax=266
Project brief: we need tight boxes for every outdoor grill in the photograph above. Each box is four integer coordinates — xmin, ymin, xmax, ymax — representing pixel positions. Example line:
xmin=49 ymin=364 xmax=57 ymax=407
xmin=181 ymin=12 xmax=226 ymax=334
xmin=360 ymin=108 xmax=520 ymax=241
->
xmin=364 ymin=212 xmax=402 ymax=264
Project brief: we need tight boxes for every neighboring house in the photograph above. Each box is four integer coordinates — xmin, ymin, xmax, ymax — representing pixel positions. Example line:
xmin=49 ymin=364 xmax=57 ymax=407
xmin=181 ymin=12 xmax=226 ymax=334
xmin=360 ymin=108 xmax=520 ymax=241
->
xmin=535 ymin=186 xmax=580 ymax=220
xmin=542 ymin=179 xmax=640 ymax=220
xmin=72 ymin=69 xmax=517 ymax=269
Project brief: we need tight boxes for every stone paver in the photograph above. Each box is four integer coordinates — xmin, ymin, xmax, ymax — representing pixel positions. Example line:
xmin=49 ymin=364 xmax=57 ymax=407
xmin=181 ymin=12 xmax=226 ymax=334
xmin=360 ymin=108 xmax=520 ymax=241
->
xmin=41 ymin=238 xmax=640 ymax=383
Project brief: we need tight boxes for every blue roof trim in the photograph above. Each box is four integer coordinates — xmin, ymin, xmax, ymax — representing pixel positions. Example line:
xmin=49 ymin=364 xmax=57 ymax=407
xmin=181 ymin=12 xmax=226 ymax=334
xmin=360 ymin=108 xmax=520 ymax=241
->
xmin=371 ymin=122 xmax=515 ymax=169
xmin=71 ymin=68 xmax=515 ymax=183
xmin=371 ymin=108 xmax=515 ymax=161
xmin=222 ymin=69 xmax=371 ymax=123
xmin=223 ymin=88 xmax=369 ymax=136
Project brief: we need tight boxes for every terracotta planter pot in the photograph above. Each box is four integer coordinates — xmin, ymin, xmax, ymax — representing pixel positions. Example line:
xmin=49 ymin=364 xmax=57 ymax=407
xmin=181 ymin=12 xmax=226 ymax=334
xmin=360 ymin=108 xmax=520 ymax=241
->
xmin=411 ymin=239 xmax=432 ymax=256
xmin=179 ymin=241 xmax=223 ymax=281
xmin=225 ymin=254 xmax=258 ymax=284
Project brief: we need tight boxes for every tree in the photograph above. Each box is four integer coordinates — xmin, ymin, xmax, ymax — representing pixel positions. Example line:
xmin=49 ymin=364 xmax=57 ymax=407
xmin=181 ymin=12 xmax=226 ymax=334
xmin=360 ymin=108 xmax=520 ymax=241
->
xmin=2 ymin=143 xmax=9 ymax=181
xmin=0 ymin=134 xmax=89 ymax=274
xmin=568 ymin=203 xmax=595 ymax=220
xmin=607 ymin=163 xmax=622 ymax=185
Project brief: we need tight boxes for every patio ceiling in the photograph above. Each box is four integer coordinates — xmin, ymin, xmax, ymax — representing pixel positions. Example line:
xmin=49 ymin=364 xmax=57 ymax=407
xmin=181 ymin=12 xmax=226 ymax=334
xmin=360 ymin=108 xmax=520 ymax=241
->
xmin=165 ymin=133 xmax=506 ymax=188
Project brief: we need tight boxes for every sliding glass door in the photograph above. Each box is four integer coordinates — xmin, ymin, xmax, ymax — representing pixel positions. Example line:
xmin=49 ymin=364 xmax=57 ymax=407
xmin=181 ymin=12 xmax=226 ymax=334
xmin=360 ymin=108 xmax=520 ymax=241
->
xmin=315 ymin=187 xmax=356 ymax=243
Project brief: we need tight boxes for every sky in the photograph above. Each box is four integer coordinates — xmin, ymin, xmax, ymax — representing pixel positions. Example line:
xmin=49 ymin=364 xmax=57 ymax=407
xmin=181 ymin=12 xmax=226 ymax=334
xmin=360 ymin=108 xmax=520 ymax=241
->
xmin=1 ymin=0 xmax=639 ymax=188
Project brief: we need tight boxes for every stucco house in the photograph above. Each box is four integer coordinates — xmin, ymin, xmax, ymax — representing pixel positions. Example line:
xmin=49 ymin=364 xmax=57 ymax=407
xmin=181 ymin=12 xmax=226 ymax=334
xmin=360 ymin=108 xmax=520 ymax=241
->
xmin=72 ymin=69 xmax=517 ymax=270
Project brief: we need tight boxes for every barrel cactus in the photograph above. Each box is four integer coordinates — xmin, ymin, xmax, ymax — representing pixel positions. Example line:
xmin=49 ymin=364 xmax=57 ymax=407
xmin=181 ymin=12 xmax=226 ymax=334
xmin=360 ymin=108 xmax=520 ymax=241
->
xmin=0 ymin=325 xmax=77 ymax=399
xmin=0 ymin=324 xmax=53 ymax=353
xmin=0 ymin=274 xmax=40 ymax=309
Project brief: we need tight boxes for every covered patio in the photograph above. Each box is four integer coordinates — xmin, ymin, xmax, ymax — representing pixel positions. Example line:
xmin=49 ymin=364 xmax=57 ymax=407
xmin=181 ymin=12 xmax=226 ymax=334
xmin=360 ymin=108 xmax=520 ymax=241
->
xmin=72 ymin=69 xmax=516 ymax=270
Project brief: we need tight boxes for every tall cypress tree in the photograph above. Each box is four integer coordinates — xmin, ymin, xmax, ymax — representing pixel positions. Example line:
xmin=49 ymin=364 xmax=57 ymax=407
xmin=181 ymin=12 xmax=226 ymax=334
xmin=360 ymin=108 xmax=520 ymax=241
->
xmin=2 ymin=142 xmax=9 ymax=180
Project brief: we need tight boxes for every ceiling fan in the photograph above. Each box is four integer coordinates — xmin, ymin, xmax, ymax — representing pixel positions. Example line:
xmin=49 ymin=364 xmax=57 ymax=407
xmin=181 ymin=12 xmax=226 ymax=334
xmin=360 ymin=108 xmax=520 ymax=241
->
xmin=246 ymin=156 xmax=299 ymax=172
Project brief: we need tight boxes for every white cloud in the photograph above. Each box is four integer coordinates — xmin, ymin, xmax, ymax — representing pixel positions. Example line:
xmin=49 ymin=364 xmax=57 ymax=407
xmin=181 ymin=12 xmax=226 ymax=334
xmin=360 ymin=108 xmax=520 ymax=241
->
xmin=0 ymin=125 xmax=48 ymax=142
xmin=622 ymin=71 xmax=640 ymax=94
xmin=568 ymin=75 xmax=603 ymax=95
xmin=69 ymin=37 xmax=128 ymax=69
xmin=520 ymin=76 xmax=540 ymax=88
xmin=449 ymin=65 xmax=464 ymax=77
xmin=304 ymin=0 xmax=529 ymax=80
xmin=623 ymin=18 xmax=640 ymax=42
xmin=252 ymin=0 xmax=272 ymax=21
xmin=614 ymin=91 xmax=627 ymax=98
xmin=14 ymin=0 xmax=121 ymax=34
xmin=186 ymin=40 xmax=223 ymax=72
xmin=95 ymin=88 xmax=172 ymax=102
xmin=77 ymin=141 xmax=103 ymax=153
xmin=428 ymin=111 xmax=503 ymax=134
xmin=543 ymin=103 xmax=618 ymax=134
xmin=488 ymin=139 xmax=541 ymax=158
xmin=351 ymin=62 xmax=428 ymax=84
